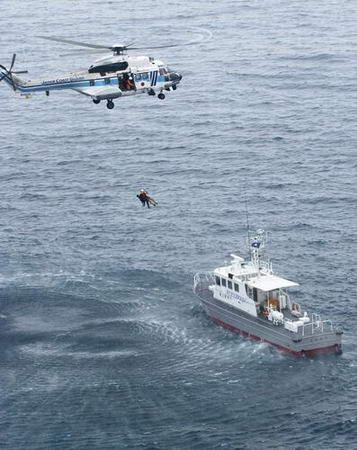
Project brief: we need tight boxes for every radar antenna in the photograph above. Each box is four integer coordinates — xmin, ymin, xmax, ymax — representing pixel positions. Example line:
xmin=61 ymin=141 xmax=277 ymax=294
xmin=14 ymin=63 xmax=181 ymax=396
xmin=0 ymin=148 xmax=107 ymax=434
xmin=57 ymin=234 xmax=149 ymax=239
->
xmin=249 ymin=229 xmax=269 ymax=275
xmin=242 ymin=185 xmax=251 ymax=259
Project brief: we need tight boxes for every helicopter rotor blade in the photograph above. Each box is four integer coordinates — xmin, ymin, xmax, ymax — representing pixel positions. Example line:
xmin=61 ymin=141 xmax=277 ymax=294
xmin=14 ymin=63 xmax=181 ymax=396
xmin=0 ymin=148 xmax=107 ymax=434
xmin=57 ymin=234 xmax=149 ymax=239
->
xmin=128 ymin=28 xmax=213 ymax=51
xmin=9 ymin=53 xmax=16 ymax=72
xmin=0 ymin=60 xmax=16 ymax=90
xmin=59 ymin=49 xmax=109 ymax=57
xmin=8 ymin=72 xmax=16 ymax=90
xmin=37 ymin=36 xmax=113 ymax=50
xmin=128 ymin=43 xmax=189 ymax=50
xmin=39 ymin=27 xmax=212 ymax=54
xmin=0 ymin=64 xmax=7 ymax=82
xmin=0 ymin=63 xmax=9 ymax=82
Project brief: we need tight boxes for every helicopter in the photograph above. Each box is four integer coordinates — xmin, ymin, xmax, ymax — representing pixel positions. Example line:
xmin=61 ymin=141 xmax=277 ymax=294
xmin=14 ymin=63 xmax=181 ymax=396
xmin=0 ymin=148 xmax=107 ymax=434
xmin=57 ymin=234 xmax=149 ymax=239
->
xmin=0 ymin=36 xmax=183 ymax=109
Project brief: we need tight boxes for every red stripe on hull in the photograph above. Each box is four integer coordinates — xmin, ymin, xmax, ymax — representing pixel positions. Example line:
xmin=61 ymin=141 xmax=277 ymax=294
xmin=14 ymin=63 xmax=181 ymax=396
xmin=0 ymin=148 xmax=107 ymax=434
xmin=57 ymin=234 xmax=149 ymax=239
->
xmin=210 ymin=316 xmax=341 ymax=357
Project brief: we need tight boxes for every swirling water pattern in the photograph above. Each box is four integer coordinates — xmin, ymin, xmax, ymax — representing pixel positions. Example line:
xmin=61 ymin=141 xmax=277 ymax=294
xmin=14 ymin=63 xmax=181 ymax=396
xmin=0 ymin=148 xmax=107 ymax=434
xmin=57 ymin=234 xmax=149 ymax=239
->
xmin=0 ymin=1 xmax=356 ymax=449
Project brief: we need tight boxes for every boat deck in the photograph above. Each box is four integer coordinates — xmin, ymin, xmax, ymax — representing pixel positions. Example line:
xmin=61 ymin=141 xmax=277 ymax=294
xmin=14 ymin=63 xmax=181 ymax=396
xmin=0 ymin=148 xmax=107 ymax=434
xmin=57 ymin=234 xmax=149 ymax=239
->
xmin=195 ymin=284 xmax=335 ymax=341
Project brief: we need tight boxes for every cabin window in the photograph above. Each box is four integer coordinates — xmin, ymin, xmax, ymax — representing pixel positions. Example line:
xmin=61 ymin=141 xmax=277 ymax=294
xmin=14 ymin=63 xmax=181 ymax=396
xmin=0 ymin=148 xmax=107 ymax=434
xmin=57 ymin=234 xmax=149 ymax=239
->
xmin=88 ymin=61 xmax=128 ymax=74
xmin=221 ymin=278 xmax=227 ymax=287
xmin=105 ymin=78 xmax=111 ymax=85
xmin=253 ymin=288 xmax=258 ymax=302
xmin=90 ymin=80 xmax=95 ymax=86
xmin=215 ymin=276 xmax=221 ymax=286
xmin=228 ymin=280 xmax=232 ymax=290
xmin=234 ymin=283 xmax=239 ymax=292
xmin=245 ymin=284 xmax=253 ymax=298
xmin=135 ymin=73 xmax=142 ymax=81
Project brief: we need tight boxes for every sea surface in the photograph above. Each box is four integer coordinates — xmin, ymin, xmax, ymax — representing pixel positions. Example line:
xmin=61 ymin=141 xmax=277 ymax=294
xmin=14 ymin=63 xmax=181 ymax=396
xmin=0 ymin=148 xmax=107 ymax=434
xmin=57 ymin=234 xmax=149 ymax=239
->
xmin=0 ymin=1 xmax=356 ymax=449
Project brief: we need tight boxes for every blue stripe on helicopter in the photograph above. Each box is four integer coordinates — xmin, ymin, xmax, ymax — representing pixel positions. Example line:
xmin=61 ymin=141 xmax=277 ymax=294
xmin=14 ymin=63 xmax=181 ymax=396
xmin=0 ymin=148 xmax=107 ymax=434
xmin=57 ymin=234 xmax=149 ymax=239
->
xmin=7 ymin=77 xmax=119 ymax=93
xmin=150 ymin=71 xmax=158 ymax=87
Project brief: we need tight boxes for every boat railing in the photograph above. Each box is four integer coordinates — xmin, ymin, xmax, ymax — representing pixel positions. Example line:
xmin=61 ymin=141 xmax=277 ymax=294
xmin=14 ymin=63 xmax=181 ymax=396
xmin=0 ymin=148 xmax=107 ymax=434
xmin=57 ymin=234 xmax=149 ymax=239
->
xmin=193 ymin=271 xmax=215 ymax=295
xmin=312 ymin=313 xmax=321 ymax=323
xmin=300 ymin=319 xmax=334 ymax=337
xmin=260 ymin=260 xmax=273 ymax=274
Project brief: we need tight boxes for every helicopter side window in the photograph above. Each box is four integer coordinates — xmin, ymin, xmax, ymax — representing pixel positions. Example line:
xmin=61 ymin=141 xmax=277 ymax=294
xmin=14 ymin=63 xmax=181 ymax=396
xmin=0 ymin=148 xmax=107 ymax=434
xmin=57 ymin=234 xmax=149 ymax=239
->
xmin=142 ymin=73 xmax=149 ymax=81
xmin=118 ymin=73 xmax=136 ymax=91
xmin=116 ymin=62 xmax=128 ymax=71
xmin=88 ymin=61 xmax=129 ymax=74
xmin=135 ymin=74 xmax=142 ymax=82
xmin=105 ymin=78 xmax=111 ymax=85
xmin=90 ymin=80 xmax=95 ymax=86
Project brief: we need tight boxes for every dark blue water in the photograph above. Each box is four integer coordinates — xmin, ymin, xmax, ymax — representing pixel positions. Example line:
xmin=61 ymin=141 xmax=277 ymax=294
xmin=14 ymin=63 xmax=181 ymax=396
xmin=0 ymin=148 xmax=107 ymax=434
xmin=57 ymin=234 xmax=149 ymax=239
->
xmin=1 ymin=1 xmax=357 ymax=448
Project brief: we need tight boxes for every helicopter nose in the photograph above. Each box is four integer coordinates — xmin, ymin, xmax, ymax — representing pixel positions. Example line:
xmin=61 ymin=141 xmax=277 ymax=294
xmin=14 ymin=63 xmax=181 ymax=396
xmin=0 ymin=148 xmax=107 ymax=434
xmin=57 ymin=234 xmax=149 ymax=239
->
xmin=169 ymin=72 xmax=182 ymax=82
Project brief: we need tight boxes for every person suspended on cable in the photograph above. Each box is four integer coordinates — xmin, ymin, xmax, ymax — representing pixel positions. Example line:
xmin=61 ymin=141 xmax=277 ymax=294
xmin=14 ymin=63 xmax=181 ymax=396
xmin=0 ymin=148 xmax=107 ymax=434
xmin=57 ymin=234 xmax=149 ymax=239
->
xmin=137 ymin=189 xmax=157 ymax=208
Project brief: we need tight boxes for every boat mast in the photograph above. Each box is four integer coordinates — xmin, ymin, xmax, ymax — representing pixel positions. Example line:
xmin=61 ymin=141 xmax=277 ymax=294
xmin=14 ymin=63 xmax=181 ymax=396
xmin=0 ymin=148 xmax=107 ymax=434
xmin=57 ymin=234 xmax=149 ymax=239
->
xmin=250 ymin=229 xmax=266 ymax=276
xmin=244 ymin=188 xmax=251 ymax=260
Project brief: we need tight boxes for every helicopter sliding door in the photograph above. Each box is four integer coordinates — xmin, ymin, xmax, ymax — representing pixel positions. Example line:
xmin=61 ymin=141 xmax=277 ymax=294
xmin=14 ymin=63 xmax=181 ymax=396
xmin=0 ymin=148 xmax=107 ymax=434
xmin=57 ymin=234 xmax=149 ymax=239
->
xmin=117 ymin=73 xmax=136 ymax=92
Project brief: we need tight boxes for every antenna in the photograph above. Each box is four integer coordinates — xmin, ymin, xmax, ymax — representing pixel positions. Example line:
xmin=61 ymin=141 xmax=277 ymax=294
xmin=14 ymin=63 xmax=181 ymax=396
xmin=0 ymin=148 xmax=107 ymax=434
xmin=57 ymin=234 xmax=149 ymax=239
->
xmin=243 ymin=185 xmax=251 ymax=259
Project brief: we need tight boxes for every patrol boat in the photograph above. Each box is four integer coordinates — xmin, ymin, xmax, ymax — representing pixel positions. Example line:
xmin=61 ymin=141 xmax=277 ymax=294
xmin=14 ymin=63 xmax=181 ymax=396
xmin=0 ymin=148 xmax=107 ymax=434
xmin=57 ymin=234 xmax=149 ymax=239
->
xmin=193 ymin=230 xmax=343 ymax=356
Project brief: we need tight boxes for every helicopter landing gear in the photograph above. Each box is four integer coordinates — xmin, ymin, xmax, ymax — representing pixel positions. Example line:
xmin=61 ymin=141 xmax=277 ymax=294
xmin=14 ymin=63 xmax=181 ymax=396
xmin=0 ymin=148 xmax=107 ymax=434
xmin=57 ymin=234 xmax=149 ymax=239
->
xmin=158 ymin=92 xmax=165 ymax=100
xmin=172 ymin=84 xmax=177 ymax=91
xmin=106 ymin=100 xmax=114 ymax=109
xmin=93 ymin=98 xmax=100 ymax=104
xmin=148 ymin=88 xmax=156 ymax=96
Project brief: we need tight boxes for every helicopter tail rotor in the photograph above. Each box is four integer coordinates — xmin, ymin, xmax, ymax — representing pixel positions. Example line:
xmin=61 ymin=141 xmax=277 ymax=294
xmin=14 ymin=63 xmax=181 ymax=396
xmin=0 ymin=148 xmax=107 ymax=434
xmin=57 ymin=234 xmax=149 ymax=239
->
xmin=0 ymin=54 xmax=28 ymax=91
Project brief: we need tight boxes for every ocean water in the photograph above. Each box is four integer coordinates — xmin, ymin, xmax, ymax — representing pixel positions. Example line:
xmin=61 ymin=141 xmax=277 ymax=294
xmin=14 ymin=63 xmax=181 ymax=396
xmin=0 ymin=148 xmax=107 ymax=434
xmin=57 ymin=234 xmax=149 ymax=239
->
xmin=0 ymin=1 xmax=356 ymax=449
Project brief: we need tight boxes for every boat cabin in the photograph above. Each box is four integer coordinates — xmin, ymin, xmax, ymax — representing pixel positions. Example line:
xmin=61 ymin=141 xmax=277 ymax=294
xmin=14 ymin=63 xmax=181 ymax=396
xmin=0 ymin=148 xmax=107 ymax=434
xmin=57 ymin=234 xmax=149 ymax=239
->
xmin=213 ymin=256 xmax=299 ymax=318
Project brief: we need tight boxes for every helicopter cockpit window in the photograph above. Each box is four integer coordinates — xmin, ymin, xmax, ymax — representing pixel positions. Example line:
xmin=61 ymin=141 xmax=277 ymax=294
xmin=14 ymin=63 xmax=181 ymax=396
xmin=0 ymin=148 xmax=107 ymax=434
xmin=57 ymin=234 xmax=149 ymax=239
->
xmin=105 ymin=78 xmax=111 ymax=85
xmin=159 ymin=68 xmax=167 ymax=75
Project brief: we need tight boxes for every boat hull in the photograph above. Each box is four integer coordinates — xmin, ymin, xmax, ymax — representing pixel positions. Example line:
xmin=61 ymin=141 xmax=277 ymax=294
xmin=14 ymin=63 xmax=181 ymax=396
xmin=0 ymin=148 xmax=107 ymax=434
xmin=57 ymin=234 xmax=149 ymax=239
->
xmin=196 ymin=286 xmax=342 ymax=357
xmin=210 ymin=316 xmax=341 ymax=357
